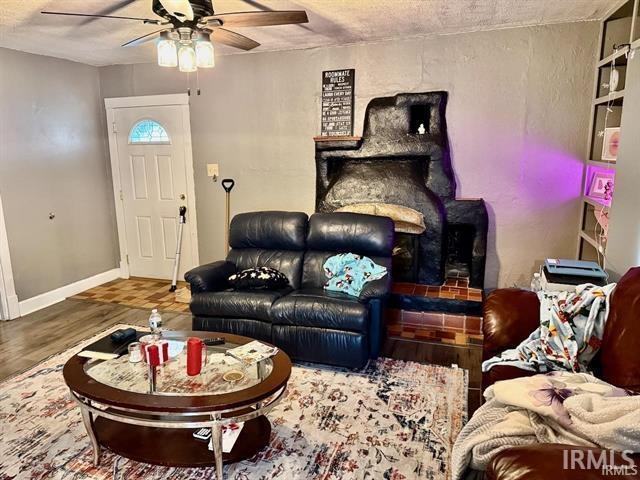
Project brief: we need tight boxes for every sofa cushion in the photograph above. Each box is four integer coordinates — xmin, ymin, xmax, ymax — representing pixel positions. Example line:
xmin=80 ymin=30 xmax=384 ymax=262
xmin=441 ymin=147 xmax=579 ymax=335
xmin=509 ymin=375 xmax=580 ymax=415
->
xmin=190 ymin=289 xmax=290 ymax=322
xmin=483 ymin=288 xmax=541 ymax=361
xmin=229 ymin=211 xmax=308 ymax=250
xmin=272 ymin=324 xmax=368 ymax=368
xmin=270 ymin=289 xmax=369 ymax=333
xmin=598 ymin=266 xmax=640 ymax=392
xmin=192 ymin=316 xmax=272 ymax=343
xmin=487 ymin=444 xmax=640 ymax=480
xmin=307 ymin=212 xmax=395 ymax=257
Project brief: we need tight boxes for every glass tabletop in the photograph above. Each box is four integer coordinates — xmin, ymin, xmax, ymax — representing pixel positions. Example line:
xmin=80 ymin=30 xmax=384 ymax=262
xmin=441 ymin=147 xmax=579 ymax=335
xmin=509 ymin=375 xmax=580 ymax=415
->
xmin=84 ymin=336 xmax=274 ymax=396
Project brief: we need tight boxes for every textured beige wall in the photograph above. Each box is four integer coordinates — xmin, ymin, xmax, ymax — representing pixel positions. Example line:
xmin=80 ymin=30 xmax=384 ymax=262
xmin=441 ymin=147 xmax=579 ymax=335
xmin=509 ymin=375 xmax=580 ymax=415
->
xmin=99 ymin=22 xmax=597 ymax=289
xmin=0 ymin=48 xmax=119 ymax=300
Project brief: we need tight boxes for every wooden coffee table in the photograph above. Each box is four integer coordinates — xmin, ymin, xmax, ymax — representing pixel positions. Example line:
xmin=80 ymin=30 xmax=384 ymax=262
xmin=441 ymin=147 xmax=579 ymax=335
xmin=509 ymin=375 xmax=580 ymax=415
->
xmin=63 ymin=331 xmax=291 ymax=479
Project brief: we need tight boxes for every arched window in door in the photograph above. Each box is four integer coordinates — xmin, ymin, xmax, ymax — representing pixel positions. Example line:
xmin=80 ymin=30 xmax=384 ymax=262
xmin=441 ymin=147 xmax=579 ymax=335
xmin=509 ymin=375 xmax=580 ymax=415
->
xmin=128 ymin=119 xmax=170 ymax=144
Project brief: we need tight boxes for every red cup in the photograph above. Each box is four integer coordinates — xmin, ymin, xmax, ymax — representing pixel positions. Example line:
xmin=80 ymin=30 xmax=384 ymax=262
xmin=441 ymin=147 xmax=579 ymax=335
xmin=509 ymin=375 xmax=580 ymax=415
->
xmin=187 ymin=337 xmax=207 ymax=376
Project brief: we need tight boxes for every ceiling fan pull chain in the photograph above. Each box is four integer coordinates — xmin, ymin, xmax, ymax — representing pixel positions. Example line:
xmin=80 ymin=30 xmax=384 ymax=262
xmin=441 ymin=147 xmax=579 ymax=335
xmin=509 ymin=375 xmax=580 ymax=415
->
xmin=186 ymin=71 xmax=191 ymax=96
xmin=196 ymin=69 xmax=201 ymax=96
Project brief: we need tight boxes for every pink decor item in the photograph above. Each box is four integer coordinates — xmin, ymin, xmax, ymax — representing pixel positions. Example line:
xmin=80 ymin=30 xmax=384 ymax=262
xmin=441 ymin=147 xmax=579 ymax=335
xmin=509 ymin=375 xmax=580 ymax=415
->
xmin=601 ymin=127 xmax=620 ymax=162
xmin=588 ymin=171 xmax=615 ymax=200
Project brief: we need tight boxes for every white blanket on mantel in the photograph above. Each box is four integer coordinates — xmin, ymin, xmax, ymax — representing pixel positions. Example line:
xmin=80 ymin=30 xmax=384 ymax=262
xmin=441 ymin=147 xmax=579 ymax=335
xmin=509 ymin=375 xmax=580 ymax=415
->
xmin=451 ymin=372 xmax=640 ymax=480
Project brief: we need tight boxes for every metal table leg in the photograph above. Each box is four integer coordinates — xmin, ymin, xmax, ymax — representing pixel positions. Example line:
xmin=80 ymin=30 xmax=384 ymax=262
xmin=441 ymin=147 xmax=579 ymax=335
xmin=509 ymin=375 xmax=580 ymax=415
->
xmin=79 ymin=405 xmax=101 ymax=466
xmin=211 ymin=421 xmax=224 ymax=479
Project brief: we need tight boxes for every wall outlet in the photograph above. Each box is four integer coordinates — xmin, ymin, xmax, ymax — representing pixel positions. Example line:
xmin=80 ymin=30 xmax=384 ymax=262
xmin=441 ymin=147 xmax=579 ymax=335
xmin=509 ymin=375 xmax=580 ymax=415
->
xmin=207 ymin=163 xmax=219 ymax=179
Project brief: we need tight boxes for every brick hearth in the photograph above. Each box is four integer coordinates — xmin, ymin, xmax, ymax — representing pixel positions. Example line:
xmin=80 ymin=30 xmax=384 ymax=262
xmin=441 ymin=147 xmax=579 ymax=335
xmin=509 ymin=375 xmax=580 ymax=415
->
xmin=386 ymin=277 xmax=484 ymax=347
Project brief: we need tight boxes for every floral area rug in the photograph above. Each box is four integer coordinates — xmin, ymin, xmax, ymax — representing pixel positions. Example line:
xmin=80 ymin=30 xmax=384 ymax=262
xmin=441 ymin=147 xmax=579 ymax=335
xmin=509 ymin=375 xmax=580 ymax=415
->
xmin=0 ymin=325 xmax=467 ymax=480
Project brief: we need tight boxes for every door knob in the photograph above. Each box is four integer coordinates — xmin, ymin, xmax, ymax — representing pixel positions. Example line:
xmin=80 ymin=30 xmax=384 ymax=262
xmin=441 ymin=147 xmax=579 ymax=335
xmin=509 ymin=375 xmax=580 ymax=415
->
xmin=179 ymin=194 xmax=186 ymax=200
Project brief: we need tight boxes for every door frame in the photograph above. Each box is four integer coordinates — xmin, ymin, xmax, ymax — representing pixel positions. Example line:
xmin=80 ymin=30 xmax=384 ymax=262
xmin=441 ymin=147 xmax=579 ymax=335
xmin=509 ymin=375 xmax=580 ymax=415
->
xmin=104 ymin=94 xmax=200 ymax=279
xmin=0 ymin=191 xmax=20 ymax=320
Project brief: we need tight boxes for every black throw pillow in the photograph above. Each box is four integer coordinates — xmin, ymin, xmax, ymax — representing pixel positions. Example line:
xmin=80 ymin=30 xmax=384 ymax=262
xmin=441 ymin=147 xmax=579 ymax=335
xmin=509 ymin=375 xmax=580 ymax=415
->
xmin=228 ymin=267 xmax=289 ymax=290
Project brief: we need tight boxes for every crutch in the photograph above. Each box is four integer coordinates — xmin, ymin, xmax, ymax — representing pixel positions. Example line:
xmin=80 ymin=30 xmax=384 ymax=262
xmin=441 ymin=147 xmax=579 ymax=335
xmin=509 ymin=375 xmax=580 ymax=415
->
xmin=221 ymin=179 xmax=235 ymax=253
xmin=169 ymin=206 xmax=187 ymax=292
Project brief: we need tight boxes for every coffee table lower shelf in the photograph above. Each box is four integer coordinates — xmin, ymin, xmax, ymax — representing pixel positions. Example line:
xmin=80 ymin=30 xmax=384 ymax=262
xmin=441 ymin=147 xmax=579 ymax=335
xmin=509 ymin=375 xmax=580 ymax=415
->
xmin=93 ymin=415 xmax=271 ymax=467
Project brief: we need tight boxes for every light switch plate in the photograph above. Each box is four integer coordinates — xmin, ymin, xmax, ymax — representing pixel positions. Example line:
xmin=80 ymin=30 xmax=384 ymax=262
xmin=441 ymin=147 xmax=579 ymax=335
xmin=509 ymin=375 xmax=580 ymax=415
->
xmin=207 ymin=163 xmax=219 ymax=178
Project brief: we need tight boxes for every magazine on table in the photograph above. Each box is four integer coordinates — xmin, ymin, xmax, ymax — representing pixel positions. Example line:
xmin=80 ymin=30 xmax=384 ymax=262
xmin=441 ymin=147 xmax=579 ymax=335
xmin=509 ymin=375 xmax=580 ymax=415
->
xmin=208 ymin=422 xmax=245 ymax=453
xmin=225 ymin=341 xmax=278 ymax=364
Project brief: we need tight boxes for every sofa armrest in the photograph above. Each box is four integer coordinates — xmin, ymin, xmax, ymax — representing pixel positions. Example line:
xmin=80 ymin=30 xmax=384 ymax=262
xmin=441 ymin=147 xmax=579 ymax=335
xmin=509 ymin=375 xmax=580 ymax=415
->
xmin=483 ymin=288 xmax=540 ymax=361
xmin=359 ymin=275 xmax=392 ymax=302
xmin=184 ymin=261 xmax=236 ymax=294
xmin=487 ymin=444 xmax=640 ymax=480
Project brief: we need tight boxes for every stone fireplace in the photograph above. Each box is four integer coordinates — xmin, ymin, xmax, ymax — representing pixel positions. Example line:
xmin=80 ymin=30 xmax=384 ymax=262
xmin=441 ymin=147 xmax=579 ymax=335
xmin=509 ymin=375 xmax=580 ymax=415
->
xmin=314 ymin=92 xmax=488 ymax=288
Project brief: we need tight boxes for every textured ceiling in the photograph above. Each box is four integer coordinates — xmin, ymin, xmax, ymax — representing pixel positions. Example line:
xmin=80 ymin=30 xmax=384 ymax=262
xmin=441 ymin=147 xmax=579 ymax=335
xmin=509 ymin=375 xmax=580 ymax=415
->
xmin=0 ymin=0 xmax=616 ymax=66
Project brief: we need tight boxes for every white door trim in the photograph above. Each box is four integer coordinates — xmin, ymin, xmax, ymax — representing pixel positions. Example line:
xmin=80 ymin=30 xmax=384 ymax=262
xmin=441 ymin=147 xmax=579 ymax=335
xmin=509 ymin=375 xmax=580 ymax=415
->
xmin=104 ymin=93 xmax=200 ymax=279
xmin=0 ymin=191 xmax=20 ymax=320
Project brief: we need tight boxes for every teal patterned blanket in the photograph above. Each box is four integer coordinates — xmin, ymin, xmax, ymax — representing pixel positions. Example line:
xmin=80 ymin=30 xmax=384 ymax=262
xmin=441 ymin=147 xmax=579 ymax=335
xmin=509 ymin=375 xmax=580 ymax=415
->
xmin=482 ymin=283 xmax=616 ymax=373
xmin=323 ymin=253 xmax=388 ymax=297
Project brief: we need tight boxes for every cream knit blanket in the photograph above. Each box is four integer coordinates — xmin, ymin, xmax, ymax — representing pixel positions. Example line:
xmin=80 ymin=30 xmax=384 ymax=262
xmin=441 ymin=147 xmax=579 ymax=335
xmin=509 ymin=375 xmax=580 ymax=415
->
xmin=451 ymin=372 xmax=640 ymax=479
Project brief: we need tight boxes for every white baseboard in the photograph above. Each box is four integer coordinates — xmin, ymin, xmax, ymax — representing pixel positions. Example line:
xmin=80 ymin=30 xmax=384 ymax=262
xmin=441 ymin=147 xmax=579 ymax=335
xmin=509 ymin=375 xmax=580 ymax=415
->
xmin=18 ymin=268 xmax=122 ymax=317
xmin=5 ymin=293 xmax=19 ymax=320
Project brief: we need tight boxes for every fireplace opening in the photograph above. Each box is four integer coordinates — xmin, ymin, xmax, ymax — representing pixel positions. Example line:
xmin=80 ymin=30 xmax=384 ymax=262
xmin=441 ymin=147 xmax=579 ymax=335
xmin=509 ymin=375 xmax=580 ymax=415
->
xmin=446 ymin=225 xmax=475 ymax=278
xmin=392 ymin=233 xmax=420 ymax=282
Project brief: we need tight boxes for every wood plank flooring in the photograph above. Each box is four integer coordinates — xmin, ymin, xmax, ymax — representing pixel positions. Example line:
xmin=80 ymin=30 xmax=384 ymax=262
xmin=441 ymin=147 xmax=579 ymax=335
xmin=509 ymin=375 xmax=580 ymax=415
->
xmin=0 ymin=298 xmax=482 ymax=414
xmin=0 ymin=299 xmax=191 ymax=381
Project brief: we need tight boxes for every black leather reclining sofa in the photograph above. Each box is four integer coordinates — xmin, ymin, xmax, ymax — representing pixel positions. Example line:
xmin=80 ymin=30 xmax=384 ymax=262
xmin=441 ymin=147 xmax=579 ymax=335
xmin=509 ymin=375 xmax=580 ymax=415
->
xmin=185 ymin=211 xmax=394 ymax=368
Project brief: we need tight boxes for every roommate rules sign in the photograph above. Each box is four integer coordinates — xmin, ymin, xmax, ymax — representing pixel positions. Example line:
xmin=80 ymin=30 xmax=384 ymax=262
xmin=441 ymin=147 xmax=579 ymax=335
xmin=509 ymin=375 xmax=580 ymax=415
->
xmin=321 ymin=69 xmax=355 ymax=137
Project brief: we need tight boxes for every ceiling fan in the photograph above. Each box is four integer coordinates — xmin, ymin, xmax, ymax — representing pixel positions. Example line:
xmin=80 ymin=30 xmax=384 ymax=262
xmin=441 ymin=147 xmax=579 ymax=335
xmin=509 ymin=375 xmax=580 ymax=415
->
xmin=41 ymin=0 xmax=309 ymax=72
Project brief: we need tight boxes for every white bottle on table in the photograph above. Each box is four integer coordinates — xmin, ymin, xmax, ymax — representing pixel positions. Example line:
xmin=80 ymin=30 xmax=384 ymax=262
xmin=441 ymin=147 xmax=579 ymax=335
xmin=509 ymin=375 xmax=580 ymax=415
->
xmin=149 ymin=308 xmax=163 ymax=336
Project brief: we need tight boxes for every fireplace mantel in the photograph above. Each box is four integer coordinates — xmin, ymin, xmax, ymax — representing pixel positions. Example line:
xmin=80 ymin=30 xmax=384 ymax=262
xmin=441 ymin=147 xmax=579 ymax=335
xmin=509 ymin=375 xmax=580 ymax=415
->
xmin=313 ymin=136 xmax=362 ymax=150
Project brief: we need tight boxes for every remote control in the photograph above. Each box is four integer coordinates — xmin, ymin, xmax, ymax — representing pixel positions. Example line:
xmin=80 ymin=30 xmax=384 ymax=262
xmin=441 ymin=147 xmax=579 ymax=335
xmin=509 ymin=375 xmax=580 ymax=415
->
xmin=193 ymin=428 xmax=212 ymax=441
xmin=110 ymin=328 xmax=137 ymax=344
xmin=204 ymin=338 xmax=225 ymax=346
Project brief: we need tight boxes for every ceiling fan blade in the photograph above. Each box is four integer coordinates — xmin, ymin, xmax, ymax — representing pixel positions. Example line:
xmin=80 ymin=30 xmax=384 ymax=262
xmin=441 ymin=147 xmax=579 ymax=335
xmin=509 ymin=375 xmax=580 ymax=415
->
xmin=209 ymin=28 xmax=260 ymax=51
xmin=41 ymin=11 xmax=162 ymax=24
xmin=204 ymin=10 xmax=308 ymax=28
xmin=77 ymin=0 xmax=137 ymax=24
xmin=238 ymin=0 xmax=318 ymax=33
xmin=122 ymin=28 xmax=168 ymax=47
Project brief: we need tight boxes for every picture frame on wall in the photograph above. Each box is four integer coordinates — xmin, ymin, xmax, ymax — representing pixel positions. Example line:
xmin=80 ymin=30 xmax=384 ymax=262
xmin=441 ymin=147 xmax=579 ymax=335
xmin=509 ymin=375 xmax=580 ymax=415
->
xmin=601 ymin=127 xmax=620 ymax=162
xmin=321 ymin=69 xmax=355 ymax=137
xmin=588 ymin=171 xmax=615 ymax=200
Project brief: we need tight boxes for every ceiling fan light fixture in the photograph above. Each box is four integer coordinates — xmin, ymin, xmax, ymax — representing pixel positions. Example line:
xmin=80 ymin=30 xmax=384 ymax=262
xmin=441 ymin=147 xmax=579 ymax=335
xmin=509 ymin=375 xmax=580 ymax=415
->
xmin=157 ymin=36 xmax=177 ymax=67
xmin=178 ymin=44 xmax=197 ymax=73
xmin=195 ymin=39 xmax=215 ymax=68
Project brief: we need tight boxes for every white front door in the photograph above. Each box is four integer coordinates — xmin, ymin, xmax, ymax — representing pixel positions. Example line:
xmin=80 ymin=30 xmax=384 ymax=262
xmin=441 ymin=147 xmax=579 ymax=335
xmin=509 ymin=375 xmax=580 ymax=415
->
xmin=112 ymin=103 xmax=196 ymax=280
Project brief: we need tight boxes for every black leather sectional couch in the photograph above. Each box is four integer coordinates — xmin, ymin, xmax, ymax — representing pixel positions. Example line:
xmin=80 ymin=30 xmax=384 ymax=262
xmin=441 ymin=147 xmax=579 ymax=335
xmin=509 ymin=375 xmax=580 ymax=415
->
xmin=185 ymin=211 xmax=394 ymax=368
